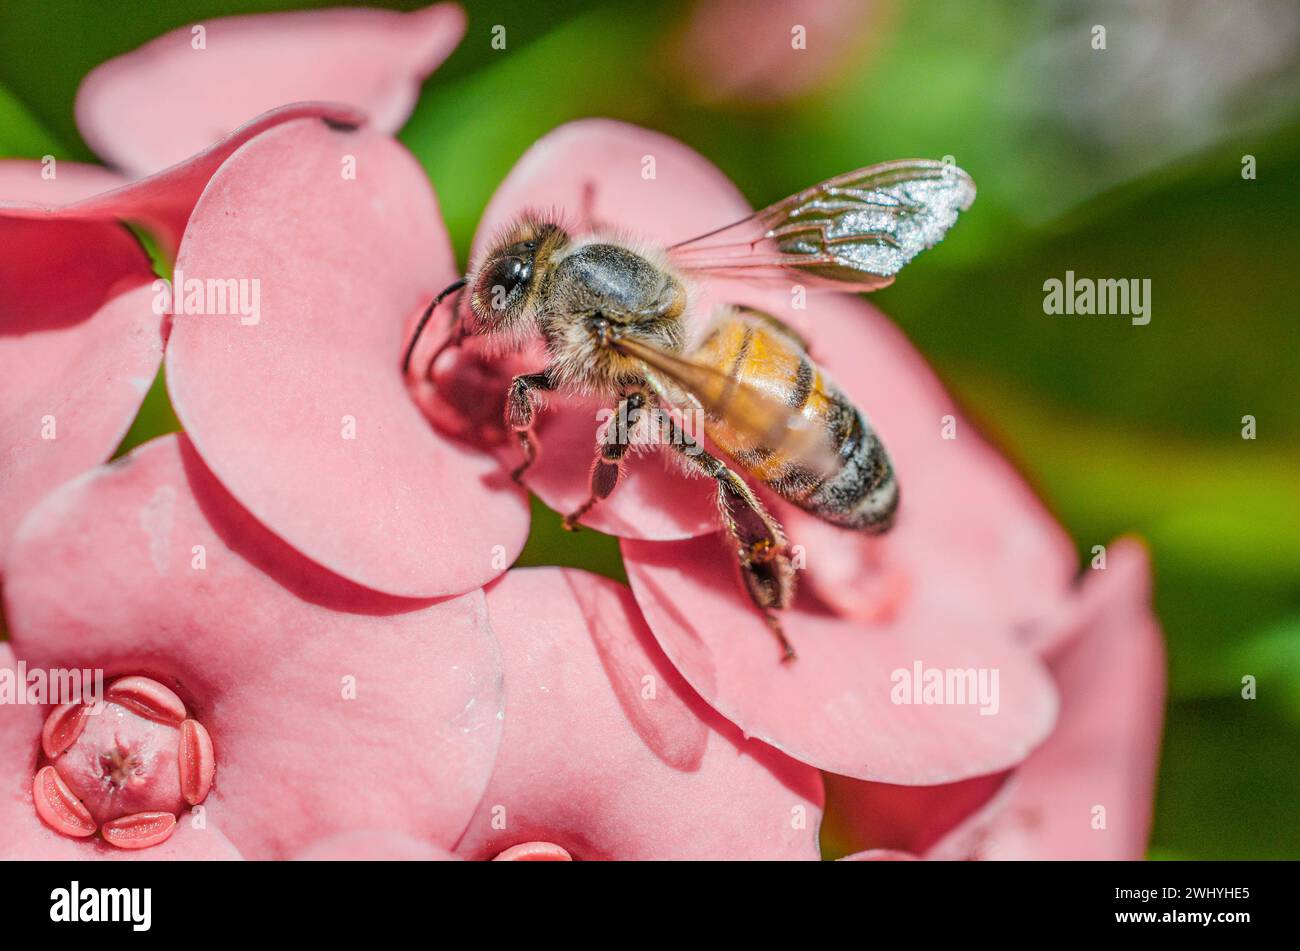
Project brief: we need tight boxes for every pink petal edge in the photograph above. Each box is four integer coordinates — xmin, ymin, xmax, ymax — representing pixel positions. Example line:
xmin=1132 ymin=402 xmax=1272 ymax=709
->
xmin=623 ymin=533 xmax=1060 ymax=783
xmin=165 ymin=117 xmax=529 ymax=599
xmin=75 ymin=3 xmax=465 ymax=178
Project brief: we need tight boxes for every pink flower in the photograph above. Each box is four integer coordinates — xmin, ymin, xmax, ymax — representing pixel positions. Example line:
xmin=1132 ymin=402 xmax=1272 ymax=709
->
xmin=0 ymin=2 xmax=466 ymax=564
xmin=2 ymin=431 xmax=818 ymax=860
xmin=0 ymin=433 xmax=503 ymax=859
xmin=164 ymin=114 xmax=1085 ymax=788
xmin=830 ymin=540 xmax=1165 ymax=860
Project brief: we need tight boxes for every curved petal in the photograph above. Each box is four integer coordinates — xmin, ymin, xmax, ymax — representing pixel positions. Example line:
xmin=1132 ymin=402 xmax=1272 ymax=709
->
xmin=0 ymin=215 xmax=159 ymax=564
xmin=295 ymin=831 xmax=460 ymax=861
xmin=2 ymin=434 xmax=504 ymax=859
xmin=764 ymin=293 xmax=1077 ymax=634
xmin=927 ymin=539 xmax=1165 ymax=860
xmin=456 ymin=567 xmax=823 ymax=860
xmin=166 ymin=118 xmax=528 ymax=599
xmin=0 ymin=102 xmax=366 ymax=254
xmin=75 ymin=3 xmax=465 ymax=178
xmin=470 ymin=118 xmax=770 ymax=540
xmin=623 ymin=533 xmax=1059 ymax=783
xmin=0 ymin=159 xmax=125 ymax=204
xmin=0 ymin=645 xmax=243 ymax=860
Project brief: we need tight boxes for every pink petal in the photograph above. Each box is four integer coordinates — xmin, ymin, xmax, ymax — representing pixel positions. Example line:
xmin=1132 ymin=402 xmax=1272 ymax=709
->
xmin=667 ymin=0 xmax=881 ymax=105
xmin=75 ymin=3 xmax=465 ymax=178
xmin=623 ymin=533 xmax=1060 ymax=783
xmin=926 ymin=539 xmax=1165 ymax=860
xmin=295 ymin=831 xmax=460 ymax=861
xmin=166 ymin=118 xmax=528 ymax=598
xmin=456 ymin=567 xmax=823 ymax=860
xmin=0 ymin=159 xmax=125 ymax=204
xmin=2 ymin=434 xmax=505 ymax=859
xmin=0 ymin=215 xmax=159 ymax=564
xmin=470 ymin=119 xmax=769 ymax=540
xmin=0 ymin=646 xmax=242 ymax=860
xmin=0 ymin=102 xmax=366 ymax=254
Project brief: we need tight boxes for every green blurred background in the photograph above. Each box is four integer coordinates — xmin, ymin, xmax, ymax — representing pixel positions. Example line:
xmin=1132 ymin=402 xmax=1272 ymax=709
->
xmin=1 ymin=0 xmax=1296 ymax=858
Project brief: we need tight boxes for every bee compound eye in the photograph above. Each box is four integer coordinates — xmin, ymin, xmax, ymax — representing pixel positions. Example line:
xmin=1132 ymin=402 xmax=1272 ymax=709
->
xmin=489 ymin=256 xmax=530 ymax=303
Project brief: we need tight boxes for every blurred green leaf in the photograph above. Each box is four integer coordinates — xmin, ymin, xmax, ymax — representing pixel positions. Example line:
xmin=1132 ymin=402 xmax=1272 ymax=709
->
xmin=1225 ymin=618 xmax=1300 ymax=727
xmin=0 ymin=81 xmax=64 ymax=157
xmin=1152 ymin=698 xmax=1300 ymax=860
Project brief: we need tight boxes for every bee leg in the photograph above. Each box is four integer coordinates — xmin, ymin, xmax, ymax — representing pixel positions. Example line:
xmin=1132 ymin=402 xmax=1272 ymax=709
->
xmin=562 ymin=391 xmax=646 ymax=531
xmin=504 ymin=370 xmax=554 ymax=483
xmin=669 ymin=430 xmax=798 ymax=662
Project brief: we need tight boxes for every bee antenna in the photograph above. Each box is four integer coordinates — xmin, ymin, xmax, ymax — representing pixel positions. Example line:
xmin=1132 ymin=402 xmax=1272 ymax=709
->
xmin=402 ymin=277 xmax=468 ymax=375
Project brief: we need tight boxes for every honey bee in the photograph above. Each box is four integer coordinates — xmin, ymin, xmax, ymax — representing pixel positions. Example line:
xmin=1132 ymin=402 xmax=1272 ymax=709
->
xmin=404 ymin=159 xmax=975 ymax=660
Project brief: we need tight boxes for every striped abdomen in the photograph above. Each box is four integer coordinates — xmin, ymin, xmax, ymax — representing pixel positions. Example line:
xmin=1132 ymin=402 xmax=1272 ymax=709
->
xmin=691 ymin=310 xmax=898 ymax=532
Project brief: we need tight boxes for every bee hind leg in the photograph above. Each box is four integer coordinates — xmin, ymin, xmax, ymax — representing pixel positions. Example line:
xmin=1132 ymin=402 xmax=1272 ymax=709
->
xmin=505 ymin=370 xmax=554 ymax=483
xmin=562 ymin=390 xmax=646 ymax=531
xmin=669 ymin=430 xmax=798 ymax=662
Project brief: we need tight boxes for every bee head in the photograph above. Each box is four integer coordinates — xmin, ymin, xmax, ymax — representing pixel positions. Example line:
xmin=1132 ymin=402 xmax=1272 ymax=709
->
xmin=468 ymin=216 xmax=568 ymax=336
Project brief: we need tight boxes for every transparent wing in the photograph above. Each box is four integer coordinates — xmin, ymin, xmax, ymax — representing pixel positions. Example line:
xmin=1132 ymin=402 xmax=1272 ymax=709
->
xmin=612 ymin=335 xmax=837 ymax=477
xmin=667 ymin=159 xmax=975 ymax=291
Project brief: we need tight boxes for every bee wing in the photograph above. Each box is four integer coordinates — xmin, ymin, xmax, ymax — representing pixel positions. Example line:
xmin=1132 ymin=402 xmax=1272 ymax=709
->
xmin=612 ymin=335 xmax=838 ymax=477
xmin=667 ymin=160 xmax=975 ymax=291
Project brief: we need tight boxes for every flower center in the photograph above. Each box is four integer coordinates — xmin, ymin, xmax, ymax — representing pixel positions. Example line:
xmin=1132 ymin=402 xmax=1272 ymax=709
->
xmin=32 ymin=675 xmax=215 ymax=850
xmin=59 ymin=702 xmax=184 ymax=822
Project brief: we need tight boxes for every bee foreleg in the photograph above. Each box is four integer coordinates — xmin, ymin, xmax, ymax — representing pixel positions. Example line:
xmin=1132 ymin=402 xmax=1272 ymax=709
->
xmin=668 ymin=429 xmax=798 ymax=662
xmin=562 ymin=390 xmax=646 ymax=531
xmin=505 ymin=370 xmax=554 ymax=483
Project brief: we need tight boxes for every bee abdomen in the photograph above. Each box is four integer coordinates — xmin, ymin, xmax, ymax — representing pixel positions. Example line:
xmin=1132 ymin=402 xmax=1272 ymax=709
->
xmin=698 ymin=309 xmax=898 ymax=533
xmin=796 ymin=397 xmax=898 ymax=532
